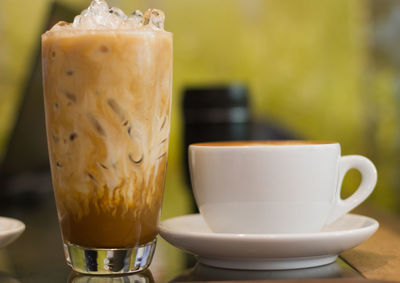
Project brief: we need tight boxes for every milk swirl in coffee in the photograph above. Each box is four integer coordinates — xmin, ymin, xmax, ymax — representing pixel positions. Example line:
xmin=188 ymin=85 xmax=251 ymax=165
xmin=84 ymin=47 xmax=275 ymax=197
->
xmin=42 ymin=0 xmax=172 ymax=248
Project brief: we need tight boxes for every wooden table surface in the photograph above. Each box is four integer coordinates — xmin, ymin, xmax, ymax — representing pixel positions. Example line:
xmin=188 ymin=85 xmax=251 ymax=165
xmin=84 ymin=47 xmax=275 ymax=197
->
xmin=340 ymin=205 xmax=400 ymax=282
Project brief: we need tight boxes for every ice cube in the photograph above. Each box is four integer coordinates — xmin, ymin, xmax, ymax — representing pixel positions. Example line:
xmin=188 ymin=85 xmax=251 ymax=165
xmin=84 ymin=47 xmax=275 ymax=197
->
xmin=131 ymin=10 xmax=144 ymax=26
xmin=87 ymin=0 xmax=109 ymax=17
xmin=73 ymin=12 xmax=97 ymax=29
xmin=109 ymin=7 xmax=127 ymax=20
xmin=104 ymin=7 xmax=127 ymax=28
xmin=66 ymin=0 xmax=165 ymax=30
xmin=143 ymin=9 xmax=165 ymax=31
xmin=120 ymin=10 xmax=144 ymax=29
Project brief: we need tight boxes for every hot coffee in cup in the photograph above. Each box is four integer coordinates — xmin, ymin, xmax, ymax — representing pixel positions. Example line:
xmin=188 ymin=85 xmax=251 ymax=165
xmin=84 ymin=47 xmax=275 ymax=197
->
xmin=189 ymin=141 xmax=377 ymax=234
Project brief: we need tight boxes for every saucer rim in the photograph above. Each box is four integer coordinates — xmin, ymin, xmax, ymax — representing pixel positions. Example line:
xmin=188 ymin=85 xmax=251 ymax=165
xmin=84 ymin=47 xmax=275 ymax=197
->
xmin=159 ymin=213 xmax=379 ymax=270
xmin=159 ymin=213 xmax=379 ymax=240
xmin=0 ymin=216 xmax=26 ymax=236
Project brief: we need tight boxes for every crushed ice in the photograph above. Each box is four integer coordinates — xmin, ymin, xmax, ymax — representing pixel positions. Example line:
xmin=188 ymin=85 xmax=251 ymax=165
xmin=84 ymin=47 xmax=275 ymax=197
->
xmin=71 ymin=0 xmax=165 ymax=30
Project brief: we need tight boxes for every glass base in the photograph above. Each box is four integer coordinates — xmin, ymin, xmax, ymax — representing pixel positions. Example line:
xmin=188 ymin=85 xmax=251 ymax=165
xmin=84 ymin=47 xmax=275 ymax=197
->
xmin=64 ymin=239 xmax=156 ymax=275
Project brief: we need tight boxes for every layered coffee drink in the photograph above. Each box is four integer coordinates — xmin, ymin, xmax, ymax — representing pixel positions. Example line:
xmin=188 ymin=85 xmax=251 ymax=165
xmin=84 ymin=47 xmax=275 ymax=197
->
xmin=41 ymin=0 xmax=172 ymax=273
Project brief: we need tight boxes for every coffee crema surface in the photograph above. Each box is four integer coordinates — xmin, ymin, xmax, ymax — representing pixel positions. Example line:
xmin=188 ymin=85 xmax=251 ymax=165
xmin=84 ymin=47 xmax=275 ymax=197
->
xmin=192 ymin=140 xmax=337 ymax=147
xmin=42 ymin=1 xmax=172 ymax=248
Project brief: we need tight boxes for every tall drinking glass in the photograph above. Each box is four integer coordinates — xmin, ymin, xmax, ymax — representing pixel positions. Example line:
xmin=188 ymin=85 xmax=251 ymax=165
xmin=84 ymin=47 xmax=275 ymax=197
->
xmin=41 ymin=1 xmax=172 ymax=274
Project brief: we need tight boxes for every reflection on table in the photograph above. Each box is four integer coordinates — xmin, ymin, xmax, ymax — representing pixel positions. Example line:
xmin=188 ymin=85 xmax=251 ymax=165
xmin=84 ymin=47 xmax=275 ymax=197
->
xmin=69 ymin=269 xmax=154 ymax=283
xmin=169 ymin=259 xmax=360 ymax=282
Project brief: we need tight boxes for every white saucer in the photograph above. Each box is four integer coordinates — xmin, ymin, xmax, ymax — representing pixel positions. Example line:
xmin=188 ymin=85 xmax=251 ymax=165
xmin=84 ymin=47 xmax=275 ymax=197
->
xmin=159 ymin=213 xmax=378 ymax=270
xmin=0 ymin=216 xmax=25 ymax=248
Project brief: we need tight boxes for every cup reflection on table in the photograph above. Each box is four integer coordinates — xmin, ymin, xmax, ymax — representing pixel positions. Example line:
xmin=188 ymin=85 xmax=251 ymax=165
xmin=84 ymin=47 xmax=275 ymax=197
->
xmin=41 ymin=6 xmax=173 ymax=275
xmin=170 ymin=261 xmax=355 ymax=282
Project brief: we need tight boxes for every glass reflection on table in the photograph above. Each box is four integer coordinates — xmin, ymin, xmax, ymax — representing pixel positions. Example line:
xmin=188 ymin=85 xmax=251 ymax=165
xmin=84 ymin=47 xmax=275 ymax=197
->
xmin=68 ymin=269 xmax=154 ymax=283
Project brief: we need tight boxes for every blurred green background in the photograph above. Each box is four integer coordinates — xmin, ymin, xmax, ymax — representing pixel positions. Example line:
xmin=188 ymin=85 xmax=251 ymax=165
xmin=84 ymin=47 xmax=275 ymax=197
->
xmin=1 ymin=0 xmax=400 ymax=278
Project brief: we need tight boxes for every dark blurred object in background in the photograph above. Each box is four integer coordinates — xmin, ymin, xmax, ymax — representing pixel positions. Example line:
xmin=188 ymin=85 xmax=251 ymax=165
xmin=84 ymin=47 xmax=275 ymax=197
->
xmin=0 ymin=3 xmax=77 ymax=204
xmin=183 ymin=84 xmax=251 ymax=196
xmin=183 ymin=84 xmax=251 ymax=145
xmin=182 ymin=84 xmax=296 ymax=213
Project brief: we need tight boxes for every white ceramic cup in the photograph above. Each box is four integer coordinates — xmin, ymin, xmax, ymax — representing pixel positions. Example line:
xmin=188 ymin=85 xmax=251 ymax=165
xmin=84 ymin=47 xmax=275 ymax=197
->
xmin=189 ymin=141 xmax=377 ymax=234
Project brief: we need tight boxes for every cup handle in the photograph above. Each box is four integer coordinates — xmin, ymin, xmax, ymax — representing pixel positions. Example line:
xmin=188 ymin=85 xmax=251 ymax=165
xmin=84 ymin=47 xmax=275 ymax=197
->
xmin=325 ymin=155 xmax=377 ymax=225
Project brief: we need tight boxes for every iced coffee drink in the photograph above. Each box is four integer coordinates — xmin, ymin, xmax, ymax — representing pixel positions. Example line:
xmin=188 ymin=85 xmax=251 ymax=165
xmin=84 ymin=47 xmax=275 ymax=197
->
xmin=41 ymin=0 xmax=172 ymax=274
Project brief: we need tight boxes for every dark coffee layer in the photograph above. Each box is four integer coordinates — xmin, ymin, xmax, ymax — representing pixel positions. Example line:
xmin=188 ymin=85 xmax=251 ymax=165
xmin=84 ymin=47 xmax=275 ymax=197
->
xmin=61 ymin=201 xmax=160 ymax=248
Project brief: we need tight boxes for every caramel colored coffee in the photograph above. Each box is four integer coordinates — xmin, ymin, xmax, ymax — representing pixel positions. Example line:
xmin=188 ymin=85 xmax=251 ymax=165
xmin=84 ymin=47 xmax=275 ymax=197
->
xmin=194 ymin=140 xmax=335 ymax=146
xmin=42 ymin=30 xmax=172 ymax=248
